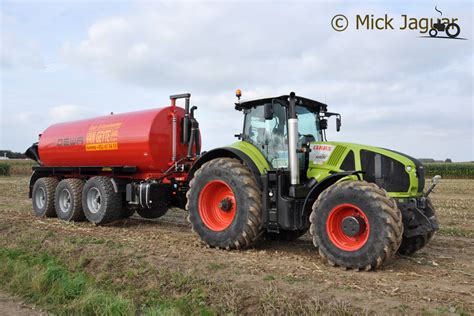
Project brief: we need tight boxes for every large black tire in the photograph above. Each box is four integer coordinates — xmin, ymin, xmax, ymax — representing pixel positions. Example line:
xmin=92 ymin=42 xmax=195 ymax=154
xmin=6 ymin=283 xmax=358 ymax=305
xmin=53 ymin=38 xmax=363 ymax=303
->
xmin=265 ymin=229 xmax=308 ymax=241
xmin=310 ymin=181 xmax=403 ymax=270
xmin=55 ymin=178 xmax=85 ymax=221
xmin=398 ymin=199 xmax=436 ymax=255
xmin=137 ymin=205 xmax=168 ymax=219
xmin=186 ymin=158 xmax=263 ymax=249
xmin=32 ymin=177 xmax=58 ymax=217
xmin=82 ymin=177 xmax=122 ymax=225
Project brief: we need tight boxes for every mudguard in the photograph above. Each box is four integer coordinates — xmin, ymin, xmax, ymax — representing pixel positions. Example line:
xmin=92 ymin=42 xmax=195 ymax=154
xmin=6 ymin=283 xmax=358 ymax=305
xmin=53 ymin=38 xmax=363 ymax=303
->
xmin=188 ymin=147 xmax=264 ymax=187
xmin=302 ymin=170 xmax=363 ymax=215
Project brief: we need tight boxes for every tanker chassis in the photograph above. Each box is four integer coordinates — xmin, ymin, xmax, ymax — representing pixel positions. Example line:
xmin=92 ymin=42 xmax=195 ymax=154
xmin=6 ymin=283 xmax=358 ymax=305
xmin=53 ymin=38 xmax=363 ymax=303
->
xmin=26 ymin=92 xmax=439 ymax=270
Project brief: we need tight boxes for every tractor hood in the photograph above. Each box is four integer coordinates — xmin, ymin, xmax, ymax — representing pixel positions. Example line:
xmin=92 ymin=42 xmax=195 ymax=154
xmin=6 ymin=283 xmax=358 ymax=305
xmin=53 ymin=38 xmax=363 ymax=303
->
xmin=307 ymin=141 xmax=425 ymax=197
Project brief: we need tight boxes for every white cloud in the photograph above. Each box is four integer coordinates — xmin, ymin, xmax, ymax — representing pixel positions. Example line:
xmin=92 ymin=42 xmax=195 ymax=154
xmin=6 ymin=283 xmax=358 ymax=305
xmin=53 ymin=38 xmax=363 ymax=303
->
xmin=48 ymin=105 xmax=98 ymax=123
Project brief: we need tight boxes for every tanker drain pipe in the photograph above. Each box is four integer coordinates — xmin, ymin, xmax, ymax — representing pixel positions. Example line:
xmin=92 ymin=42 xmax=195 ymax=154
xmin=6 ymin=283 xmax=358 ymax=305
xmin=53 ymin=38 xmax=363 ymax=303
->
xmin=287 ymin=92 xmax=300 ymax=185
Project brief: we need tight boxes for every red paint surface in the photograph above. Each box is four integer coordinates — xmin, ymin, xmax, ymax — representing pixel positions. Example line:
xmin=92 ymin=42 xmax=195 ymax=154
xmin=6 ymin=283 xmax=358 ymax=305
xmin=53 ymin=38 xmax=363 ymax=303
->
xmin=38 ymin=106 xmax=196 ymax=179
xmin=198 ymin=180 xmax=236 ymax=231
xmin=326 ymin=203 xmax=370 ymax=251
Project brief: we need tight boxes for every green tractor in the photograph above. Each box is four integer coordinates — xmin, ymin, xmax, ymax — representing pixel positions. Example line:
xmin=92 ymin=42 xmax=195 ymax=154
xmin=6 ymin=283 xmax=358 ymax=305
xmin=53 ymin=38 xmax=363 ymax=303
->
xmin=186 ymin=92 xmax=439 ymax=270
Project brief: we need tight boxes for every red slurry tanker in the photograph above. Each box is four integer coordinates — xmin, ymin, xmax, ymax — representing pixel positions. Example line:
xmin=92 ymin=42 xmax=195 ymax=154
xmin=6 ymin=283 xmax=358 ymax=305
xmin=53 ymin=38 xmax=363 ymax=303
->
xmin=26 ymin=92 xmax=440 ymax=270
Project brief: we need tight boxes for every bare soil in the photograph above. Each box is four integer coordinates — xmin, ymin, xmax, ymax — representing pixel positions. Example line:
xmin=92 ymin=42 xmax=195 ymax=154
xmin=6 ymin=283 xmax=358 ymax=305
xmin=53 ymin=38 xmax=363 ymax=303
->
xmin=0 ymin=177 xmax=473 ymax=314
xmin=0 ymin=291 xmax=42 ymax=316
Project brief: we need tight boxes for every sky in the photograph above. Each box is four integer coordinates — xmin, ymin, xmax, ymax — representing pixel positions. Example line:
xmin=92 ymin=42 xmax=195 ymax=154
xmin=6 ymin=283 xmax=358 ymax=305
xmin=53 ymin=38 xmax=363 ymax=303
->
xmin=1 ymin=0 xmax=473 ymax=161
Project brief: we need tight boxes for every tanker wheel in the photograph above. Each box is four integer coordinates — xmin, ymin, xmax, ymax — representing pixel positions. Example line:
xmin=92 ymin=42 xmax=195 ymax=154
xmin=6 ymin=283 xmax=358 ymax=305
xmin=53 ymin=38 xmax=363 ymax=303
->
xmin=265 ymin=229 xmax=308 ymax=241
xmin=82 ymin=176 xmax=122 ymax=225
xmin=398 ymin=199 xmax=436 ymax=255
xmin=310 ymin=181 xmax=403 ymax=270
xmin=32 ymin=177 xmax=59 ymax=218
xmin=186 ymin=158 xmax=263 ymax=249
xmin=55 ymin=178 xmax=86 ymax=221
xmin=136 ymin=204 xmax=169 ymax=219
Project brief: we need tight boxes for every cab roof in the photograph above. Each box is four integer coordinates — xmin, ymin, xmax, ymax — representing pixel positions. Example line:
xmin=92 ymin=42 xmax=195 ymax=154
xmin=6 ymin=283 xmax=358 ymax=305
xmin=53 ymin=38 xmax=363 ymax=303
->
xmin=235 ymin=95 xmax=328 ymax=112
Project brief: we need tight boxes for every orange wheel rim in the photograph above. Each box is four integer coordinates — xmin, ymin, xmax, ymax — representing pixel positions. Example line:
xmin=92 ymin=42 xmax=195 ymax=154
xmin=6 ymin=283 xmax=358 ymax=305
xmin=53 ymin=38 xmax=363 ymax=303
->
xmin=326 ymin=203 xmax=370 ymax=251
xmin=198 ymin=180 xmax=236 ymax=231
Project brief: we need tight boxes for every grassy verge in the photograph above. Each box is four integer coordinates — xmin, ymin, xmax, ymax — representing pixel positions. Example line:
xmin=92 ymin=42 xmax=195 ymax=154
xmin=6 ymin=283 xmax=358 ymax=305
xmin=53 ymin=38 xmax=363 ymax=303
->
xmin=0 ymin=248 xmax=134 ymax=315
xmin=0 ymin=245 xmax=219 ymax=315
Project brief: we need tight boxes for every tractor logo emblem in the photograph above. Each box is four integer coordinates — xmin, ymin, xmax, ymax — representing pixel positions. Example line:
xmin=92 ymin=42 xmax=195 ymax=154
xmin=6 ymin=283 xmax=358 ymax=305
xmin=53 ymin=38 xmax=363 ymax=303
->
xmin=427 ymin=6 xmax=461 ymax=39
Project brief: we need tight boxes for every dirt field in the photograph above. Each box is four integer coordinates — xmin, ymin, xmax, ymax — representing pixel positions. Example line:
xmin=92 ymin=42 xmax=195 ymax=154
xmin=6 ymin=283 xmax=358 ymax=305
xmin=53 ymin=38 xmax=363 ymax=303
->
xmin=0 ymin=176 xmax=473 ymax=314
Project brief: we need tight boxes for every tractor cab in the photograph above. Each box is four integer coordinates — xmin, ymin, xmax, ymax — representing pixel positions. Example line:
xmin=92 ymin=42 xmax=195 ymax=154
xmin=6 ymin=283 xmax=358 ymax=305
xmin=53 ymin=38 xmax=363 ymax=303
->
xmin=235 ymin=93 xmax=342 ymax=191
xmin=237 ymin=95 xmax=324 ymax=169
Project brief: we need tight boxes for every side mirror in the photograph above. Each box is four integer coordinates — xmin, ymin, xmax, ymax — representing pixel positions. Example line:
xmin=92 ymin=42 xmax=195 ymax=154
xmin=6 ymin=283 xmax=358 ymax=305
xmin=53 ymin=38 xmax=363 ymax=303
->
xmin=264 ymin=103 xmax=273 ymax=120
xmin=336 ymin=116 xmax=341 ymax=132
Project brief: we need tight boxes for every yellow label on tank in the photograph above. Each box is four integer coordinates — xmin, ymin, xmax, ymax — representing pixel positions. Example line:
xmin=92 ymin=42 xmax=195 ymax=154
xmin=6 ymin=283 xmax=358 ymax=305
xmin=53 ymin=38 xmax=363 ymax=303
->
xmin=86 ymin=122 xmax=122 ymax=151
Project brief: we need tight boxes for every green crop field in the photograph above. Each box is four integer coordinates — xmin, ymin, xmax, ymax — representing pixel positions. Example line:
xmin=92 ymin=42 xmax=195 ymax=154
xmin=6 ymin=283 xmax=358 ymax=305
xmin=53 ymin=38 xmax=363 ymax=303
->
xmin=424 ymin=163 xmax=474 ymax=179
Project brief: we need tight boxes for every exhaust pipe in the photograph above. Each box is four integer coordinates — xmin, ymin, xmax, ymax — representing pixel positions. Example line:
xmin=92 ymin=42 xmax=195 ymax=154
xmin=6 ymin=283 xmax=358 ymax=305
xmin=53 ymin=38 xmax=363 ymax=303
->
xmin=287 ymin=92 xmax=299 ymax=185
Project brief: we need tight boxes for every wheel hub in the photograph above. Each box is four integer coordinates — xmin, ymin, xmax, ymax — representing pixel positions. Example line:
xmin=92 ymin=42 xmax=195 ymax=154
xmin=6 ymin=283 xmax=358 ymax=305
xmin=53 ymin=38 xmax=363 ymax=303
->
xmin=218 ymin=198 xmax=233 ymax=212
xmin=198 ymin=180 xmax=236 ymax=232
xmin=341 ymin=216 xmax=364 ymax=237
xmin=326 ymin=203 xmax=371 ymax=251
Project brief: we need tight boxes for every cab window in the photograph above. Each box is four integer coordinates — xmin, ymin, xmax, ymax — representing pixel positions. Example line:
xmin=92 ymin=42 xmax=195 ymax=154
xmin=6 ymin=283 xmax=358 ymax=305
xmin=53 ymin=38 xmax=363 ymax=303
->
xmin=243 ymin=103 xmax=288 ymax=168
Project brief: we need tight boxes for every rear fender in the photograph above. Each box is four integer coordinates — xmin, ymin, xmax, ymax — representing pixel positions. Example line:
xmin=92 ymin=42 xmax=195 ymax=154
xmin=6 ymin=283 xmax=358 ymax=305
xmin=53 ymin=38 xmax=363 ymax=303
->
xmin=302 ymin=171 xmax=363 ymax=216
xmin=188 ymin=147 xmax=263 ymax=188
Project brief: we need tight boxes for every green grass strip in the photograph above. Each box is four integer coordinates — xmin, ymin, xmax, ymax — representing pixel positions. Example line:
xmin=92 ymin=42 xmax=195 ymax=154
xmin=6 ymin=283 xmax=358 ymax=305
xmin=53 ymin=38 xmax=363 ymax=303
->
xmin=0 ymin=248 xmax=134 ymax=315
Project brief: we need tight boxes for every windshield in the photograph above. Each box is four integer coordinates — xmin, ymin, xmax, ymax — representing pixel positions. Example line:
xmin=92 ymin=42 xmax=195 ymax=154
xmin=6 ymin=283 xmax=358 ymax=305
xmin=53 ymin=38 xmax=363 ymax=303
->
xmin=243 ymin=103 xmax=321 ymax=169
xmin=297 ymin=106 xmax=321 ymax=142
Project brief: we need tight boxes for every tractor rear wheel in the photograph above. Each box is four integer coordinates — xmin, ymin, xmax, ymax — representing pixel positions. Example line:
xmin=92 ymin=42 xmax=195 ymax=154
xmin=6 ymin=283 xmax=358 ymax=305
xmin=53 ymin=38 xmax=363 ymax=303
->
xmin=55 ymin=178 xmax=85 ymax=221
xmin=186 ymin=158 xmax=263 ymax=249
xmin=398 ymin=199 xmax=436 ymax=255
xmin=32 ymin=177 xmax=58 ymax=218
xmin=310 ymin=181 xmax=403 ymax=270
xmin=82 ymin=176 xmax=122 ymax=225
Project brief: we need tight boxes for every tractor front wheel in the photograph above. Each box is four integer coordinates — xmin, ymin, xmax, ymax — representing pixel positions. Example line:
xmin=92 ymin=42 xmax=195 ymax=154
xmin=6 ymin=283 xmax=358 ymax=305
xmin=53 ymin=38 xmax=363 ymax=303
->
xmin=310 ymin=181 xmax=403 ymax=270
xmin=186 ymin=158 xmax=263 ymax=249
